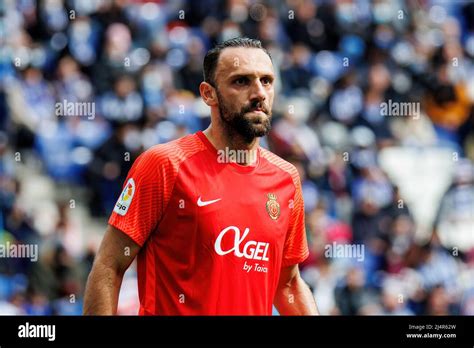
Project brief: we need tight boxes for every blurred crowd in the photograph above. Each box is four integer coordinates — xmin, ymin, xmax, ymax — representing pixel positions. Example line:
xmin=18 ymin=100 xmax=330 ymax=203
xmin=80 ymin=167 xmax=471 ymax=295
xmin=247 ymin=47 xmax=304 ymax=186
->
xmin=0 ymin=0 xmax=473 ymax=315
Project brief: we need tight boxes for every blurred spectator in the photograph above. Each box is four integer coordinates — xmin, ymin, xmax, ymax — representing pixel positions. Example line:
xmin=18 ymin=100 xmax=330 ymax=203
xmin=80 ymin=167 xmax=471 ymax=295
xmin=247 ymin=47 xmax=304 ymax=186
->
xmin=435 ymin=159 xmax=474 ymax=252
xmin=99 ymin=75 xmax=144 ymax=123
xmin=86 ymin=123 xmax=139 ymax=216
xmin=302 ymin=257 xmax=339 ymax=315
xmin=92 ymin=23 xmax=133 ymax=93
xmin=334 ymin=266 xmax=379 ymax=315
xmin=426 ymin=285 xmax=458 ymax=315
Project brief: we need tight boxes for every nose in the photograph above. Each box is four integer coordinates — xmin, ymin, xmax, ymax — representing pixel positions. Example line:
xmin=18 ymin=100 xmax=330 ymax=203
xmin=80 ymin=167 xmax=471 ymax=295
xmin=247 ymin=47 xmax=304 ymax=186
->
xmin=250 ymin=79 xmax=266 ymax=102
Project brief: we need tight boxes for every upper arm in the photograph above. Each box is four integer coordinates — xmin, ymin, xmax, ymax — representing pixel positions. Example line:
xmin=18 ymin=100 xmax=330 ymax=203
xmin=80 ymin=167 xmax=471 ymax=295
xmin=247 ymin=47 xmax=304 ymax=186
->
xmin=93 ymin=224 xmax=141 ymax=275
xmin=108 ymin=147 xmax=172 ymax=247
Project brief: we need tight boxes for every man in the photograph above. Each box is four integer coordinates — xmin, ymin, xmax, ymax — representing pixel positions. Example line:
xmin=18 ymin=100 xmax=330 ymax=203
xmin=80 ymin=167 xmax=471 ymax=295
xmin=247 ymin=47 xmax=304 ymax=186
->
xmin=84 ymin=37 xmax=318 ymax=315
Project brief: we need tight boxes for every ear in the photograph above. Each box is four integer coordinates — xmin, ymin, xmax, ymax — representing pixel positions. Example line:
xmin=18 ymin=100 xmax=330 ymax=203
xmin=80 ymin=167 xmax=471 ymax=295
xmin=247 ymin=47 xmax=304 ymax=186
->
xmin=199 ymin=82 xmax=218 ymax=107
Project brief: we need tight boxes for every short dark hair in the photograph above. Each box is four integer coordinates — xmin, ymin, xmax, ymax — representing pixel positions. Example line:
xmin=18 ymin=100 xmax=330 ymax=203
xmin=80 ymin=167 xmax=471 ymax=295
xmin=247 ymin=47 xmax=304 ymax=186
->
xmin=203 ymin=37 xmax=272 ymax=87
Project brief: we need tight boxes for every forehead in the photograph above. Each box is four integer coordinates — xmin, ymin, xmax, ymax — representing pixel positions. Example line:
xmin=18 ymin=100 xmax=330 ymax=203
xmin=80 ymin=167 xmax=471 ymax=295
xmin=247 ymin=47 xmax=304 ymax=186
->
xmin=215 ymin=47 xmax=274 ymax=80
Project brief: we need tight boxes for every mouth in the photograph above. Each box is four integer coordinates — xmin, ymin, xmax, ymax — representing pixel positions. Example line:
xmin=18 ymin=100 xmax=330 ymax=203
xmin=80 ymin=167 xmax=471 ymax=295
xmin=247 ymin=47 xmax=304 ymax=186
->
xmin=249 ymin=110 xmax=267 ymax=116
xmin=247 ymin=105 xmax=269 ymax=115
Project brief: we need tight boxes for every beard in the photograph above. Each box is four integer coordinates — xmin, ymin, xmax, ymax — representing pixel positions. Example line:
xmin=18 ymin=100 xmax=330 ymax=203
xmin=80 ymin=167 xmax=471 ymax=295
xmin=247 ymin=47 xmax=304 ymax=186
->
xmin=216 ymin=89 xmax=272 ymax=144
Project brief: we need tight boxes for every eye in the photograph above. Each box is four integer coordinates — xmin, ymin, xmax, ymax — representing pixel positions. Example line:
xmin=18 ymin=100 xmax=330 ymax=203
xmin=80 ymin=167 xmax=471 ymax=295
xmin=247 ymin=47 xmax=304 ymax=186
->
xmin=234 ymin=77 xmax=249 ymax=86
xmin=261 ymin=77 xmax=273 ymax=86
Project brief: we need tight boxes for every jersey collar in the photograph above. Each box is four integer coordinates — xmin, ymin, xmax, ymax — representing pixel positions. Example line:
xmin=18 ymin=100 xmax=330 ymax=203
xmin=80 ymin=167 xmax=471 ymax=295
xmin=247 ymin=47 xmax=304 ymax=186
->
xmin=196 ymin=131 xmax=260 ymax=174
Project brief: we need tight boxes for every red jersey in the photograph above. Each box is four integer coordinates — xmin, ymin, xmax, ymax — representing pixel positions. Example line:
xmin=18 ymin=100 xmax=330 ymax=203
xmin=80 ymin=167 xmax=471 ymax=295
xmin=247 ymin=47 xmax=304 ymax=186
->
xmin=108 ymin=131 xmax=308 ymax=315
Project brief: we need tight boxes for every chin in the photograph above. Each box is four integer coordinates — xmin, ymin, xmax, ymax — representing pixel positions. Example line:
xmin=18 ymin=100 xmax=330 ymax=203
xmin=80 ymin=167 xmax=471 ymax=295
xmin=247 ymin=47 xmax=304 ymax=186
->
xmin=250 ymin=125 xmax=270 ymax=137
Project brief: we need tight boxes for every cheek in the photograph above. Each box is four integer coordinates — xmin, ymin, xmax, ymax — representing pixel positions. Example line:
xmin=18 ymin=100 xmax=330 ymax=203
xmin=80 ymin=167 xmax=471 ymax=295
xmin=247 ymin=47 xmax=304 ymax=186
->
xmin=230 ymin=94 xmax=248 ymax=110
xmin=222 ymin=96 xmax=242 ymax=113
xmin=267 ymin=91 xmax=275 ymax=106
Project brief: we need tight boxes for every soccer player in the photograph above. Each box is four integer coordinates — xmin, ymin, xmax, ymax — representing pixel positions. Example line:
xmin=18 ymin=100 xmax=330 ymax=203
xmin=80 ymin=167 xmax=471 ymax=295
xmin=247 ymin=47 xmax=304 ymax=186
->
xmin=84 ymin=37 xmax=319 ymax=315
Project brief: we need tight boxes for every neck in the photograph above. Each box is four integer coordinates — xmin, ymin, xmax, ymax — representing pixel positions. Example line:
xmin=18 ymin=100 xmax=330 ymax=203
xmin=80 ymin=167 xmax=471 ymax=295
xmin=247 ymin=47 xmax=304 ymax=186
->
xmin=202 ymin=120 xmax=260 ymax=166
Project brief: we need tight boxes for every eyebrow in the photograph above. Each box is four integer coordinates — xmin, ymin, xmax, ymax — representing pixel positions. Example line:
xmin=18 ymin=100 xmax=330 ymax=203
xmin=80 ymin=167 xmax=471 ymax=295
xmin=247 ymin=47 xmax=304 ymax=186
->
xmin=226 ymin=72 xmax=275 ymax=81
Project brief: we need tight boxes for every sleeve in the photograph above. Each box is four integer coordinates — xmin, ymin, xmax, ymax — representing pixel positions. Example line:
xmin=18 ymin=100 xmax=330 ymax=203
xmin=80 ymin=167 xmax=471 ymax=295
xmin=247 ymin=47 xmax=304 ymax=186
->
xmin=108 ymin=148 xmax=169 ymax=247
xmin=282 ymin=174 xmax=309 ymax=267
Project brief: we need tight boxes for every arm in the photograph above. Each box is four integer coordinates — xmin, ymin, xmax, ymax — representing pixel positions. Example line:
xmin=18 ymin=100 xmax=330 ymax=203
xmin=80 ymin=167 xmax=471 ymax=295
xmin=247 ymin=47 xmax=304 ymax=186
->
xmin=273 ymin=264 xmax=319 ymax=315
xmin=83 ymin=225 xmax=141 ymax=315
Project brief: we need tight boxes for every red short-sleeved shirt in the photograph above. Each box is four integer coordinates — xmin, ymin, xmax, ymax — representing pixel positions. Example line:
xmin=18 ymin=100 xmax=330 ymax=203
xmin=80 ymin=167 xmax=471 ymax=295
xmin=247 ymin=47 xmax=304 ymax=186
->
xmin=109 ymin=131 xmax=308 ymax=315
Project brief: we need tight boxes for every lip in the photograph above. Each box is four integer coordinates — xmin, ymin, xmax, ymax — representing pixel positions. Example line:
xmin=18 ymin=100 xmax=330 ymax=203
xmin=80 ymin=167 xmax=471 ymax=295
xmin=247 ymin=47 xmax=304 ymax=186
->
xmin=249 ymin=109 xmax=267 ymax=115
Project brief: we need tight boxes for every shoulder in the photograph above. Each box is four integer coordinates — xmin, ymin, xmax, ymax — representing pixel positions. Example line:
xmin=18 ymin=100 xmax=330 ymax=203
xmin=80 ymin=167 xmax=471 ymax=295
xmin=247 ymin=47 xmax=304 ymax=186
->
xmin=259 ymin=147 xmax=301 ymax=187
xmin=136 ymin=133 xmax=206 ymax=170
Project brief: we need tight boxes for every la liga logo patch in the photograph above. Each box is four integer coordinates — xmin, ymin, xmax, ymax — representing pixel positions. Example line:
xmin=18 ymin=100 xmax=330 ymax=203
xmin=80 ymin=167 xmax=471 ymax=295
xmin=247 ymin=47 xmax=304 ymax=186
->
xmin=114 ymin=178 xmax=135 ymax=216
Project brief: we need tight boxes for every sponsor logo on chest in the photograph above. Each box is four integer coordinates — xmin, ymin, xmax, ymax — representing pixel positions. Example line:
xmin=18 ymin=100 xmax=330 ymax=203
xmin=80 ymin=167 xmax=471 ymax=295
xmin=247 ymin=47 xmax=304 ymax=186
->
xmin=214 ymin=226 xmax=270 ymax=261
xmin=214 ymin=226 xmax=270 ymax=273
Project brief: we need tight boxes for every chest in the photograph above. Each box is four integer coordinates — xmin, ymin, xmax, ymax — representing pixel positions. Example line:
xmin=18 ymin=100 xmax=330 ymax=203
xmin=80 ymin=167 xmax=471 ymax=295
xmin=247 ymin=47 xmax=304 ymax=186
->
xmin=160 ymin=161 xmax=294 ymax=251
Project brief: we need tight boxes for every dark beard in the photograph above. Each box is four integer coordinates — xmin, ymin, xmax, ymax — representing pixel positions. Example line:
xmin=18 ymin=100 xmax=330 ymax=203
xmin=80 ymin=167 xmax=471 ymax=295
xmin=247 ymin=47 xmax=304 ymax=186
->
xmin=216 ymin=90 xmax=272 ymax=144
